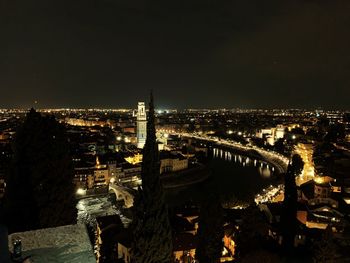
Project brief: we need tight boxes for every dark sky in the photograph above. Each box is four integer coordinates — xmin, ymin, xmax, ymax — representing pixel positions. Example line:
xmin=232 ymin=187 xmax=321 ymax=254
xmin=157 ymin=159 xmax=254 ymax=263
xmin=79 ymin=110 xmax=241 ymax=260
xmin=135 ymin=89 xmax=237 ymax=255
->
xmin=1 ymin=0 xmax=350 ymax=109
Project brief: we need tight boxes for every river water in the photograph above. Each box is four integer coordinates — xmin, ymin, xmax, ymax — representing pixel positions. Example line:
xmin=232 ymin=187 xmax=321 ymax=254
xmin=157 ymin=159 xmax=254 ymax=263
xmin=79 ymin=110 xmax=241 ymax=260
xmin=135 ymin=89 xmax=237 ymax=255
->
xmin=76 ymin=147 xmax=279 ymax=225
xmin=166 ymin=147 xmax=278 ymax=206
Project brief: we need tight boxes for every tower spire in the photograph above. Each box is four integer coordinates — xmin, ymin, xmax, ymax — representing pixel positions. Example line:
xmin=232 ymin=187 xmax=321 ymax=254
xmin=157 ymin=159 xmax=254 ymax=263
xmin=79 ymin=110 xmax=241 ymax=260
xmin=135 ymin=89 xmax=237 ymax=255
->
xmin=136 ymin=101 xmax=147 ymax=149
xmin=131 ymin=91 xmax=173 ymax=262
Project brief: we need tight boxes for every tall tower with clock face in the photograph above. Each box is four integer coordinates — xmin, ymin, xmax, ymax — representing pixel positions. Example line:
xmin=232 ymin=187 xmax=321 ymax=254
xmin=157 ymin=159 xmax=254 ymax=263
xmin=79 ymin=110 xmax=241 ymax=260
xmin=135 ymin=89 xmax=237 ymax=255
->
xmin=137 ymin=102 xmax=147 ymax=149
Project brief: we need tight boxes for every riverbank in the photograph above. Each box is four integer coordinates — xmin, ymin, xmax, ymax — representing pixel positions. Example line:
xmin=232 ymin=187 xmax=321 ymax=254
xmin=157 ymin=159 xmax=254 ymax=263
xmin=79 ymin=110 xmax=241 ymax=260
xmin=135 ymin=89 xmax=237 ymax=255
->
xmin=214 ymin=144 xmax=286 ymax=174
xmin=216 ymin=144 xmax=288 ymax=175
xmin=180 ymin=133 xmax=289 ymax=174
xmin=161 ymin=164 xmax=211 ymax=189
xmin=165 ymin=155 xmax=279 ymax=206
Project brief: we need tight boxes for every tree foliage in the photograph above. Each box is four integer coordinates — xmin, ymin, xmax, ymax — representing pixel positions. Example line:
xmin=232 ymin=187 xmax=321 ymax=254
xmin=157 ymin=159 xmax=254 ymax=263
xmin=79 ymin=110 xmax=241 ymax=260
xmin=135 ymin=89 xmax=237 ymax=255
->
xmin=241 ymin=249 xmax=281 ymax=263
xmin=3 ymin=109 xmax=76 ymax=232
xmin=281 ymin=154 xmax=303 ymax=251
xmin=196 ymin=195 xmax=224 ymax=263
xmin=325 ymin=123 xmax=346 ymax=142
xmin=236 ymin=206 xmax=269 ymax=259
xmin=131 ymin=94 xmax=173 ymax=263
xmin=274 ymin=138 xmax=285 ymax=155
xmin=99 ymin=217 xmax=123 ymax=263
xmin=290 ymin=127 xmax=305 ymax=135
xmin=312 ymin=227 xmax=338 ymax=263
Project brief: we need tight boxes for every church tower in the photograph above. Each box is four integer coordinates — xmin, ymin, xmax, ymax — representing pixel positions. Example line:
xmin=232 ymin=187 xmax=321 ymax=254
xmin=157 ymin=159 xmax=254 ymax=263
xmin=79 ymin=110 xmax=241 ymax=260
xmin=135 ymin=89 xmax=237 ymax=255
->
xmin=137 ymin=102 xmax=147 ymax=148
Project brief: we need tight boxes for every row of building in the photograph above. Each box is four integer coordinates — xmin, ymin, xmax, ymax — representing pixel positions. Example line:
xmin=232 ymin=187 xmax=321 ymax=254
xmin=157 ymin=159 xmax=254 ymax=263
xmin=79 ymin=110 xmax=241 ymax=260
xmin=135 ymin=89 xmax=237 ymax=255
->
xmin=258 ymin=139 xmax=350 ymax=254
xmin=73 ymin=151 xmax=189 ymax=193
xmin=95 ymin=207 xmax=236 ymax=263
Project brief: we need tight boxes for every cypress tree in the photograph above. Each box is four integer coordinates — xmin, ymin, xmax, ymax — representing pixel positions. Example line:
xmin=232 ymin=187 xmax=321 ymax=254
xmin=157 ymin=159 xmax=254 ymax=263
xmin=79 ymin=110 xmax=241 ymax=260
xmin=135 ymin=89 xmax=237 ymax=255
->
xmin=196 ymin=196 xmax=224 ymax=263
xmin=4 ymin=109 xmax=77 ymax=232
xmin=312 ymin=226 xmax=338 ymax=263
xmin=236 ymin=206 xmax=269 ymax=259
xmin=281 ymin=154 xmax=303 ymax=251
xmin=131 ymin=93 xmax=173 ymax=262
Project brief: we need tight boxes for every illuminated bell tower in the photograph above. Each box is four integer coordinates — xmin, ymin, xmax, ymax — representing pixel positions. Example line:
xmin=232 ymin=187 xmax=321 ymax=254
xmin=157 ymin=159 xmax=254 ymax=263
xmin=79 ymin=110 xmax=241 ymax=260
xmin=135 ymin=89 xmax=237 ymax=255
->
xmin=137 ymin=102 xmax=147 ymax=148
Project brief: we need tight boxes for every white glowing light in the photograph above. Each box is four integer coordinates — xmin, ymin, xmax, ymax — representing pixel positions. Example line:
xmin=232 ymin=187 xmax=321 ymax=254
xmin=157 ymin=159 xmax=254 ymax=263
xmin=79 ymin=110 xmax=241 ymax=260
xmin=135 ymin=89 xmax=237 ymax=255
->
xmin=76 ymin=188 xmax=86 ymax=195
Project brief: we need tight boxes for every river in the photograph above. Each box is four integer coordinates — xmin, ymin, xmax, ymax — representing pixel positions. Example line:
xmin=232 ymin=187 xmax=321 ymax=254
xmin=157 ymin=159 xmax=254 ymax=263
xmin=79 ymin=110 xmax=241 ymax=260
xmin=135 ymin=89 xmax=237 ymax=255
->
xmin=76 ymin=147 xmax=280 ymax=226
xmin=166 ymin=147 xmax=280 ymax=206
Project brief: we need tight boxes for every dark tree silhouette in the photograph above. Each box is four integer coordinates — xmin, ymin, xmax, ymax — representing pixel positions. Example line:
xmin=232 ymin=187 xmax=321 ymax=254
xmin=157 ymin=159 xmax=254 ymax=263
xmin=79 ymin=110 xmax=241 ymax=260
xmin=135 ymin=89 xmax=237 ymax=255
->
xmin=187 ymin=122 xmax=196 ymax=133
xmin=306 ymin=128 xmax=319 ymax=140
xmin=130 ymin=94 xmax=173 ymax=262
xmin=290 ymin=127 xmax=305 ymax=135
xmin=312 ymin=227 xmax=338 ymax=263
xmin=99 ymin=216 xmax=123 ymax=263
xmin=236 ymin=206 xmax=269 ymax=259
xmin=102 ymin=127 xmax=116 ymax=147
xmin=281 ymin=154 xmax=303 ymax=252
xmin=241 ymin=249 xmax=281 ymax=263
xmin=274 ymin=138 xmax=285 ymax=155
xmin=325 ymin=123 xmax=346 ymax=142
xmin=4 ymin=109 xmax=76 ymax=232
xmin=196 ymin=195 xmax=224 ymax=263
xmin=317 ymin=116 xmax=330 ymax=139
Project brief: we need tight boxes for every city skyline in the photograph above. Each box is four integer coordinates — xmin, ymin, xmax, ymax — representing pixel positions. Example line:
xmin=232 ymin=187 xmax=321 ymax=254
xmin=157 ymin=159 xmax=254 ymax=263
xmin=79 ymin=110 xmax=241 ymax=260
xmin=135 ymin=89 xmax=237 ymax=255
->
xmin=0 ymin=106 xmax=349 ymax=112
xmin=1 ymin=1 xmax=350 ymax=262
xmin=1 ymin=94 xmax=350 ymax=262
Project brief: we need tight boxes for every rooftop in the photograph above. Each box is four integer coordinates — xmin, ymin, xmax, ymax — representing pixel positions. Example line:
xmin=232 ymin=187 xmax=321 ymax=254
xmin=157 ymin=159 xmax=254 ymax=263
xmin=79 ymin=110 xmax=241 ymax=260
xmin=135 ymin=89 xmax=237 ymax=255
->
xmin=7 ymin=224 xmax=95 ymax=263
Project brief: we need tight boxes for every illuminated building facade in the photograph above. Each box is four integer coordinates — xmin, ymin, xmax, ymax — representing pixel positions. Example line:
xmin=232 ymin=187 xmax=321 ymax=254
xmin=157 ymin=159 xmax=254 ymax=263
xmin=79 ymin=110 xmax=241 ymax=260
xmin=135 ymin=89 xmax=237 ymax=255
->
xmin=74 ymin=156 xmax=113 ymax=191
xmin=294 ymin=143 xmax=315 ymax=186
xmin=160 ymin=153 xmax=188 ymax=174
xmin=137 ymin=102 xmax=147 ymax=149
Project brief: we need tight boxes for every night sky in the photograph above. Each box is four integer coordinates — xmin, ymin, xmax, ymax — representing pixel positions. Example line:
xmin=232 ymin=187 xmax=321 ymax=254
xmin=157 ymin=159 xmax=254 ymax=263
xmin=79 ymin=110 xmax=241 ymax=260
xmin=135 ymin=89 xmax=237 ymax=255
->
xmin=1 ymin=0 xmax=350 ymax=109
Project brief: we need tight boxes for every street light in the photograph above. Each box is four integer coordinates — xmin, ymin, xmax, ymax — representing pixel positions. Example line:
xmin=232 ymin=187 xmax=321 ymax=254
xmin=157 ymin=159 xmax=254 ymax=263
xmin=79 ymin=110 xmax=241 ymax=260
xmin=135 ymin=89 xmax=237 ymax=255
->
xmin=76 ymin=188 xmax=86 ymax=195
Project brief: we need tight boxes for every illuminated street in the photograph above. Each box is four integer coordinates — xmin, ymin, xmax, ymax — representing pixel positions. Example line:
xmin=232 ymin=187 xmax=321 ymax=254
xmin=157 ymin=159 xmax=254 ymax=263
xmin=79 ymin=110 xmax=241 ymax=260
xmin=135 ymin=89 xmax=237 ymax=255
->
xmin=294 ymin=143 xmax=315 ymax=186
xmin=1 ymin=1 xmax=350 ymax=261
xmin=176 ymin=132 xmax=289 ymax=172
xmin=255 ymin=184 xmax=284 ymax=204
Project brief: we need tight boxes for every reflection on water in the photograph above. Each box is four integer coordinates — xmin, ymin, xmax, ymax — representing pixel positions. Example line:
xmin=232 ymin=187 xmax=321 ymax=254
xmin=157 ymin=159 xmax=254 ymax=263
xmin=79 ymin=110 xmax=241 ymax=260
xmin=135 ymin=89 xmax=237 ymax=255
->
xmin=213 ymin=148 xmax=274 ymax=179
xmin=166 ymin=147 xmax=278 ymax=205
